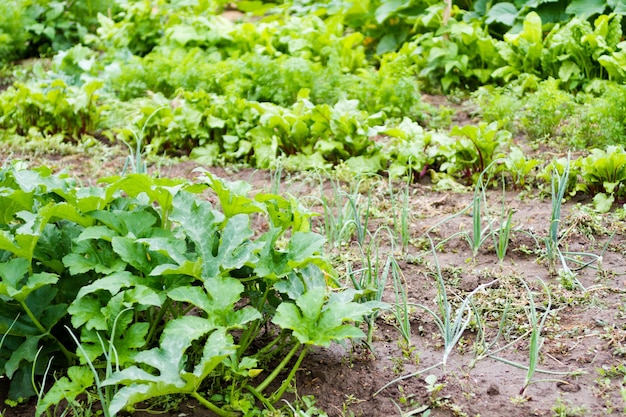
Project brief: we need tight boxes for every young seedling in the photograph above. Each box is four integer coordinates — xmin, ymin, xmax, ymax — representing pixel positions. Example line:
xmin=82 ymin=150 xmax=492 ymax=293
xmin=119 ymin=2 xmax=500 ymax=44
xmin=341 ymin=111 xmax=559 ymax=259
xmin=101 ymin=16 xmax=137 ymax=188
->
xmin=490 ymin=277 xmax=577 ymax=395
xmin=390 ymin=255 xmax=412 ymax=349
xmin=119 ymin=106 xmax=168 ymax=175
xmin=374 ymin=238 xmax=497 ymax=396
xmin=346 ymin=227 xmax=394 ymax=351
xmin=468 ymin=297 xmax=521 ymax=369
xmin=312 ymin=173 xmax=372 ymax=247
xmin=519 ymin=277 xmax=551 ymax=396
xmin=387 ymin=174 xmax=412 ymax=253
xmin=422 ymin=162 xmax=498 ymax=261
xmin=545 ymin=156 xmax=570 ymax=277
xmin=417 ymin=237 xmax=498 ymax=371
xmin=490 ymin=175 xmax=516 ymax=265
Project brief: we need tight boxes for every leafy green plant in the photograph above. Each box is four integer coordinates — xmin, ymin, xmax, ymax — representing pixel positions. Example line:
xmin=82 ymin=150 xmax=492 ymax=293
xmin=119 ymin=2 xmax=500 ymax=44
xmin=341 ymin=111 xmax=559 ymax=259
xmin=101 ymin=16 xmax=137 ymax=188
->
xmin=501 ymin=146 xmax=540 ymax=190
xmin=0 ymin=78 xmax=104 ymax=140
xmin=0 ymin=0 xmax=114 ymax=64
xmin=381 ymin=118 xmax=439 ymax=180
xmin=564 ymin=84 xmax=626 ymax=149
xmin=519 ymin=79 xmax=574 ymax=141
xmin=410 ymin=19 xmax=503 ymax=91
xmin=439 ymin=122 xmax=511 ymax=184
xmin=0 ymin=162 xmax=381 ymax=415
xmin=51 ymin=167 xmax=378 ymax=415
xmin=0 ymin=0 xmax=34 ymax=63
xmin=0 ymin=165 xmax=91 ymax=401
xmin=575 ymin=145 xmax=626 ymax=212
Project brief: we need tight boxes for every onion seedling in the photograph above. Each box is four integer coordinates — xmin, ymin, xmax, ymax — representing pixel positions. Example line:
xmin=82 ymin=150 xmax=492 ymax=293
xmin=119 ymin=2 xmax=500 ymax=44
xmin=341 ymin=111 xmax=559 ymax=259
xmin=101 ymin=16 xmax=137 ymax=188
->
xmin=545 ymin=155 xmax=570 ymax=277
xmin=416 ymin=237 xmax=498 ymax=371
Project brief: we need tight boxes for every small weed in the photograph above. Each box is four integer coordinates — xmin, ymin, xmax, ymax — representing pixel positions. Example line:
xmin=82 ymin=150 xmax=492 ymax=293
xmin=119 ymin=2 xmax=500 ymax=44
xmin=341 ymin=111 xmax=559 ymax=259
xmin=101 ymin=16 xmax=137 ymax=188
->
xmin=283 ymin=395 xmax=328 ymax=417
xmin=391 ymin=357 xmax=406 ymax=375
xmin=597 ymin=364 xmax=626 ymax=379
xmin=552 ymin=397 xmax=587 ymax=416
xmin=510 ymin=395 xmax=529 ymax=405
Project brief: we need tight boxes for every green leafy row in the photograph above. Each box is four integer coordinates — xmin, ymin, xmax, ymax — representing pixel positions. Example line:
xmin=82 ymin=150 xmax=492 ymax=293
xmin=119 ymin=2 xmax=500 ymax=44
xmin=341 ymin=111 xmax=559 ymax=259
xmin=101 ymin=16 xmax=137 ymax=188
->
xmin=405 ymin=11 xmax=626 ymax=91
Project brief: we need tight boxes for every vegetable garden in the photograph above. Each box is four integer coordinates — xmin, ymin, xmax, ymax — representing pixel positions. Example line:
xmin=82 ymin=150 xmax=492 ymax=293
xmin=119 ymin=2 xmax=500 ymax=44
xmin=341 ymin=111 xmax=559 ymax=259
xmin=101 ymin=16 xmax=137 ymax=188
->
xmin=1 ymin=0 xmax=626 ymax=416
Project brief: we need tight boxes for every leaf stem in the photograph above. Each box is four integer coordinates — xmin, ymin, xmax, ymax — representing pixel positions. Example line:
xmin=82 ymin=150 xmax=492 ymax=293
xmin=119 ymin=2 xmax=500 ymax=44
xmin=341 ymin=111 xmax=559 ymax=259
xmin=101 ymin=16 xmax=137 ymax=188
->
xmin=268 ymin=345 xmax=308 ymax=403
xmin=20 ymin=301 xmax=75 ymax=362
xmin=191 ymin=391 xmax=239 ymax=417
xmin=254 ymin=342 xmax=301 ymax=394
xmin=243 ymin=384 xmax=275 ymax=411
xmin=238 ymin=286 xmax=272 ymax=354
xmin=146 ymin=298 xmax=171 ymax=345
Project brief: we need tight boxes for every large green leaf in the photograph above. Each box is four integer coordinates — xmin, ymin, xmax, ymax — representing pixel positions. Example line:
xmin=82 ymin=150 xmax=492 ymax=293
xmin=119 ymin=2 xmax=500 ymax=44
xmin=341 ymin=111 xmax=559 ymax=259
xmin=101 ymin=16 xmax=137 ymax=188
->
xmin=287 ymin=232 xmax=329 ymax=269
xmin=111 ymin=236 xmax=168 ymax=275
xmin=0 ymin=258 xmax=58 ymax=302
xmin=273 ymin=287 xmax=373 ymax=347
xmin=199 ymin=170 xmax=264 ymax=218
xmin=104 ymin=318 xmax=235 ymax=415
xmin=168 ymin=276 xmax=261 ymax=328
xmin=89 ymin=209 xmax=157 ymax=237
xmin=486 ymin=3 xmax=518 ymax=26
xmin=566 ymin=0 xmax=607 ymax=20
xmin=99 ymin=175 xmax=193 ymax=223
xmin=4 ymin=335 xmax=41 ymax=378
xmin=0 ymin=188 xmax=33 ymax=224
xmin=215 ymin=214 xmax=262 ymax=271
xmin=170 ymin=191 xmax=224 ymax=279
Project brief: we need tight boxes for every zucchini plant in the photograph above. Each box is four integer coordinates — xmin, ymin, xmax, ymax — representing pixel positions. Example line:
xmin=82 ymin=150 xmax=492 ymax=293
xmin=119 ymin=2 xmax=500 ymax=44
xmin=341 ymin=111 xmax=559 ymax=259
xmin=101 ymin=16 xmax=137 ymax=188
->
xmin=0 ymin=163 xmax=383 ymax=415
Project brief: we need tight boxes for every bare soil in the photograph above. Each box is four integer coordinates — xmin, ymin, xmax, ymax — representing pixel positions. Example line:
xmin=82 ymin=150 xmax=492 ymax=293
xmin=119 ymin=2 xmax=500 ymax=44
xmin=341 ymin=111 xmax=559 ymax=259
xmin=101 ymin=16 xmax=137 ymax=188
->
xmin=1 ymin=147 xmax=625 ymax=417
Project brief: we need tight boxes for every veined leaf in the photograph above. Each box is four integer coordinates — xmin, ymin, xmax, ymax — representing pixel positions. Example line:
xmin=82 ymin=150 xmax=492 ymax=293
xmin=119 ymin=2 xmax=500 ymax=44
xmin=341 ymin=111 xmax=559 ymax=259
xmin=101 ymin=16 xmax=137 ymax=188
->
xmin=287 ymin=232 xmax=328 ymax=268
xmin=36 ymin=366 xmax=95 ymax=416
xmin=63 ymin=239 xmax=127 ymax=275
xmin=566 ymin=0 xmax=607 ymax=20
xmin=215 ymin=214 xmax=262 ymax=271
xmin=111 ymin=236 xmax=167 ymax=275
xmin=4 ymin=335 xmax=41 ymax=378
xmin=100 ymin=175 xmax=191 ymax=223
xmin=0 ymin=259 xmax=58 ymax=302
xmin=89 ymin=209 xmax=157 ymax=237
xmin=199 ymin=170 xmax=264 ymax=218
xmin=168 ymin=276 xmax=261 ymax=328
xmin=170 ymin=191 xmax=224 ymax=280
xmin=273 ymin=287 xmax=373 ymax=347
xmin=104 ymin=319 xmax=235 ymax=415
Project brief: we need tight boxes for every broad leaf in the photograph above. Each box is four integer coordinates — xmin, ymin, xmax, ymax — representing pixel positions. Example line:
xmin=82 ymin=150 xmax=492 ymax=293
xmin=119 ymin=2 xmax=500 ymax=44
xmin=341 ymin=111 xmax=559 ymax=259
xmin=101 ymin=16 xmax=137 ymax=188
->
xmin=170 ymin=191 xmax=224 ymax=279
xmin=199 ymin=170 xmax=264 ymax=218
xmin=273 ymin=288 xmax=373 ymax=347
xmin=104 ymin=318 xmax=235 ymax=415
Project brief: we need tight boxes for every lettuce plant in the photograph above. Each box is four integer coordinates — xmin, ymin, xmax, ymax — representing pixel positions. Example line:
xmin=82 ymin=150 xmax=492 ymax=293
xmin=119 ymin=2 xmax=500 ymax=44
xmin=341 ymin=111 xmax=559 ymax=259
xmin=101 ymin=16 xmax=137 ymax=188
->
xmin=575 ymin=146 xmax=626 ymax=212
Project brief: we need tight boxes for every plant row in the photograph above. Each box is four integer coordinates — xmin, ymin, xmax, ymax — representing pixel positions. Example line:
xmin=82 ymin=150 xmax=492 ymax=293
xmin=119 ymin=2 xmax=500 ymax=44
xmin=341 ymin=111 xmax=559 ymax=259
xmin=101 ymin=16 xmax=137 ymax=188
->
xmin=3 ymin=77 xmax=625 ymax=212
